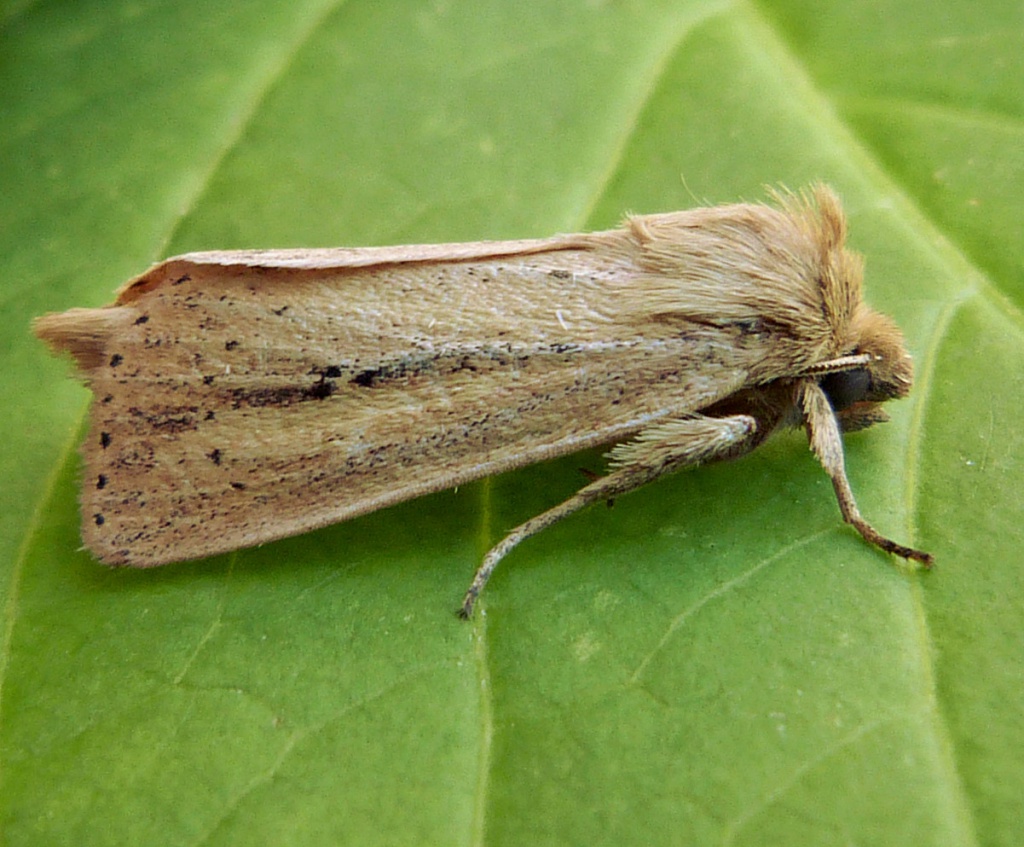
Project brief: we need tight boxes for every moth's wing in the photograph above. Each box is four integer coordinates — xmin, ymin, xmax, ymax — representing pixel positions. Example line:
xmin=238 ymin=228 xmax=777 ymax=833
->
xmin=36 ymin=232 xmax=770 ymax=567
xmin=115 ymin=234 xmax=601 ymax=300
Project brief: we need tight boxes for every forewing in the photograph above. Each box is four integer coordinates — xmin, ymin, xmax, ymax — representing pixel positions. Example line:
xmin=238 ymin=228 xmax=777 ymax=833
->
xmin=39 ymin=235 xmax=767 ymax=566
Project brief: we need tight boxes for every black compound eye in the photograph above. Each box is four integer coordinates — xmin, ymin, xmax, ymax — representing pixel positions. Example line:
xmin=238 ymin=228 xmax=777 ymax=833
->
xmin=821 ymin=368 xmax=871 ymax=411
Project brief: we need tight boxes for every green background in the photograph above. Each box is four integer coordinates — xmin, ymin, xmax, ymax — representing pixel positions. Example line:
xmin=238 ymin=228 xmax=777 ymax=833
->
xmin=2 ymin=0 xmax=1021 ymax=844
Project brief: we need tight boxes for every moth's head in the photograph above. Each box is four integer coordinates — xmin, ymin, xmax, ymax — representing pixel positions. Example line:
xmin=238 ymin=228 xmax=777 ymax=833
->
xmin=819 ymin=307 xmax=914 ymax=432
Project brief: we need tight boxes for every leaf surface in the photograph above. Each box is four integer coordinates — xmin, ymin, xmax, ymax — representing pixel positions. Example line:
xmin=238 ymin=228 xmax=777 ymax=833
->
xmin=2 ymin=1 xmax=1021 ymax=844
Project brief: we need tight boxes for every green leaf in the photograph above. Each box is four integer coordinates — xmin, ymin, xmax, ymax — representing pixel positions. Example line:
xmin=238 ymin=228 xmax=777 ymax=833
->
xmin=2 ymin=1 xmax=1021 ymax=844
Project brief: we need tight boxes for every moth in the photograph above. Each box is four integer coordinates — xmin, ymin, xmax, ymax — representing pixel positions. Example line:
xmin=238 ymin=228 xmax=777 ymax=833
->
xmin=35 ymin=185 xmax=932 ymax=617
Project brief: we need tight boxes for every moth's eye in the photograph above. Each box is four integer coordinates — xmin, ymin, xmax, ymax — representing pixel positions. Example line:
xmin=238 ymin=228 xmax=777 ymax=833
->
xmin=821 ymin=367 xmax=871 ymax=411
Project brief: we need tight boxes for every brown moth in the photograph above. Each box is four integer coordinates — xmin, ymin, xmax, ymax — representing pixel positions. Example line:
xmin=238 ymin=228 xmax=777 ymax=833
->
xmin=35 ymin=185 xmax=932 ymax=617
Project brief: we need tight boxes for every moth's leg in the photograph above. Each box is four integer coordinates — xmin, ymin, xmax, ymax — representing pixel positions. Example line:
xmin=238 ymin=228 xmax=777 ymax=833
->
xmin=459 ymin=414 xmax=758 ymax=618
xmin=801 ymin=381 xmax=934 ymax=566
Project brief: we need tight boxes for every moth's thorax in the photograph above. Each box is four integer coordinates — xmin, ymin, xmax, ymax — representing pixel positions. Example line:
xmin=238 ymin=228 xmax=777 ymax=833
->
xmin=704 ymin=380 xmax=802 ymax=442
